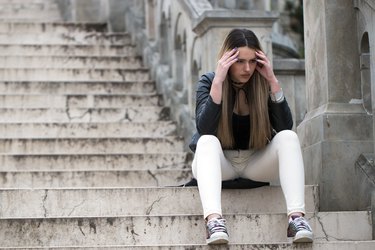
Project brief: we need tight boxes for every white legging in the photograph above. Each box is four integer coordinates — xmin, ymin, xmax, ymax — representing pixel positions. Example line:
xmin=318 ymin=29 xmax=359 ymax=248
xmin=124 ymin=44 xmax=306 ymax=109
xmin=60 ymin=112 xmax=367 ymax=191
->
xmin=192 ymin=130 xmax=305 ymax=219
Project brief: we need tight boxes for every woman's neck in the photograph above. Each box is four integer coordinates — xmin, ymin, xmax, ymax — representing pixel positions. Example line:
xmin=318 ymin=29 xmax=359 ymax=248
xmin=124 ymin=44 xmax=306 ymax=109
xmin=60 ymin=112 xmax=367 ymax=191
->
xmin=232 ymin=85 xmax=250 ymax=116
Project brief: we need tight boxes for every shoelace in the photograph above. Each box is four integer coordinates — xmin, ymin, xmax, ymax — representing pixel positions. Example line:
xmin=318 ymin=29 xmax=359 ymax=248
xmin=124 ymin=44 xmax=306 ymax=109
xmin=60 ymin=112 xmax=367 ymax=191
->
xmin=207 ymin=218 xmax=228 ymax=234
xmin=292 ymin=217 xmax=312 ymax=231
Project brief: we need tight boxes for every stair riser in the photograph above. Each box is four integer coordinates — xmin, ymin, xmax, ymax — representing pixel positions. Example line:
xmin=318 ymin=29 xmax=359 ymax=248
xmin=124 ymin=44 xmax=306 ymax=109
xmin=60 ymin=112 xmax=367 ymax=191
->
xmin=0 ymin=170 xmax=191 ymax=188
xmin=0 ymin=13 xmax=61 ymax=22
xmin=0 ymin=33 xmax=131 ymax=45
xmin=0 ymin=154 xmax=190 ymax=171
xmin=0 ymin=95 xmax=160 ymax=108
xmin=0 ymin=69 xmax=150 ymax=81
xmin=0 ymin=81 xmax=156 ymax=95
xmin=0 ymin=23 xmax=107 ymax=34
xmin=0 ymin=213 xmax=371 ymax=246
xmin=0 ymin=122 xmax=176 ymax=138
xmin=0 ymin=45 xmax=137 ymax=56
xmin=0 ymin=186 xmax=317 ymax=217
xmin=0 ymin=107 xmax=169 ymax=123
xmin=0 ymin=56 xmax=143 ymax=69
xmin=0 ymin=138 xmax=185 ymax=154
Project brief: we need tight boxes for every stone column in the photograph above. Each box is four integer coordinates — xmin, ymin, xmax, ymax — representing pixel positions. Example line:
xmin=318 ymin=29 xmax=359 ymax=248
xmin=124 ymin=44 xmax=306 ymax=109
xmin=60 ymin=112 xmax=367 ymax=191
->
xmin=298 ymin=0 xmax=373 ymax=211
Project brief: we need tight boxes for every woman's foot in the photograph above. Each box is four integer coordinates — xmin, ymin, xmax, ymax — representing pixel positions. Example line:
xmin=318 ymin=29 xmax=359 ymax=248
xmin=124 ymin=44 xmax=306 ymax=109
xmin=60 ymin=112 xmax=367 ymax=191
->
xmin=287 ymin=215 xmax=313 ymax=243
xmin=205 ymin=217 xmax=229 ymax=244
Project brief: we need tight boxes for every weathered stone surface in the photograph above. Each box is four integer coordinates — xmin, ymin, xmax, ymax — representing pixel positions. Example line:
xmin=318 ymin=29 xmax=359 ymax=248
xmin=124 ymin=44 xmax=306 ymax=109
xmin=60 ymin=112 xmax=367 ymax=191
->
xmin=0 ymin=212 xmax=371 ymax=247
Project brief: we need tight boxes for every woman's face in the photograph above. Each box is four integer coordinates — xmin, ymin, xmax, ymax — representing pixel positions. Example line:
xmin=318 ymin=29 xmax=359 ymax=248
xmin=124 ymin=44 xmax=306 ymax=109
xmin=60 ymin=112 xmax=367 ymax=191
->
xmin=229 ymin=46 xmax=258 ymax=84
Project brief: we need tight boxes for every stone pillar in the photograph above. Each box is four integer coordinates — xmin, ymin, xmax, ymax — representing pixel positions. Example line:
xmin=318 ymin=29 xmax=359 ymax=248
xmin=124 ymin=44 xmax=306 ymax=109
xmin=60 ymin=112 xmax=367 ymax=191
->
xmin=74 ymin=0 xmax=108 ymax=22
xmin=298 ymin=0 xmax=373 ymax=211
xmin=192 ymin=9 xmax=278 ymax=74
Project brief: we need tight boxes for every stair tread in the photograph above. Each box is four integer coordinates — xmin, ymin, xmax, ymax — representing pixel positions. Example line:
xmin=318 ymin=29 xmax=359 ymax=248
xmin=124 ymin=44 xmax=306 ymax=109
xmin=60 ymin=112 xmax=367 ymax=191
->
xmin=1 ymin=241 xmax=375 ymax=250
xmin=0 ymin=186 xmax=317 ymax=215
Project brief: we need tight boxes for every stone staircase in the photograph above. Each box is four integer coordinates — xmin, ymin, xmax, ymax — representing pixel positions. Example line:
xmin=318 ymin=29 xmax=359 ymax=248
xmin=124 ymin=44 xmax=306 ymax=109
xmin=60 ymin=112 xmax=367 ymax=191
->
xmin=0 ymin=0 xmax=374 ymax=249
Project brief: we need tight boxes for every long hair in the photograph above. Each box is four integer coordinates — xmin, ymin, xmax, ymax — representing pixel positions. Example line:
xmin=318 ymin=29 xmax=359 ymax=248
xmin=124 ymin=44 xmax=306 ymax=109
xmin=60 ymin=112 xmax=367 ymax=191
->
xmin=217 ymin=29 xmax=271 ymax=150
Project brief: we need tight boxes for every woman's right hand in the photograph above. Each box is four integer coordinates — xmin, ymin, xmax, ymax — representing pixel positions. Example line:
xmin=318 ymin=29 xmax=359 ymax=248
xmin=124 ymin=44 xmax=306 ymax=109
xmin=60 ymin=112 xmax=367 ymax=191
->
xmin=210 ymin=48 xmax=239 ymax=104
xmin=214 ymin=48 xmax=239 ymax=83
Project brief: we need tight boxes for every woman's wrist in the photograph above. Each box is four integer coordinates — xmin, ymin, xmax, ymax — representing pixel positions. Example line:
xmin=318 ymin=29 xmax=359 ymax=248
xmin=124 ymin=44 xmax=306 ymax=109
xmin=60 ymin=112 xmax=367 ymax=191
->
xmin=270 ymin=88 xmax=284 ymax=103
xmin=269 ymin=79 xmax=281 ymax=93
xmin=269 ymin=80 xmax=284 ymax=103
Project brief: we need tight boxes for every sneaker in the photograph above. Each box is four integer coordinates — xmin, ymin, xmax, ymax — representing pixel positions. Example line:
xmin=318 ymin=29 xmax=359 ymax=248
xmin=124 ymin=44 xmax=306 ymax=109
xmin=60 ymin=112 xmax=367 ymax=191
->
xmin=287 ymin=216 xmax=313 ymax=243
xmin=205 ymin=217 xmax=229 ymax=244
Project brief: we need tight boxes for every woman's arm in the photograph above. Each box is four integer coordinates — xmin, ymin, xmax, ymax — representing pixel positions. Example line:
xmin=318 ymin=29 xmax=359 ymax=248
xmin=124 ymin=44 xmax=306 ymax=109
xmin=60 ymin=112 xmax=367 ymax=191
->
xmin=195 ymin=73 xmax=222 ymax=135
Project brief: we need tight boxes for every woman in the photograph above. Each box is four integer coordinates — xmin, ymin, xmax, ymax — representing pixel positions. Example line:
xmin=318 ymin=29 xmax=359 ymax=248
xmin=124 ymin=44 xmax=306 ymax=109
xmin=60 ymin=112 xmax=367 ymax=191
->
xmin=189 ymin=29 xmax=313 ymax=245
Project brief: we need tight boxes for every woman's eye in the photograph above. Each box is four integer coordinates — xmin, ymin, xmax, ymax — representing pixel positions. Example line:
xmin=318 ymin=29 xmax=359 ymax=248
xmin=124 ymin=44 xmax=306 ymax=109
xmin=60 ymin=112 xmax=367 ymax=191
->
xmin=237 ymin=59 xmax=245 ymax=64
xmin=250 ymin=59 xmax=257 ymax=64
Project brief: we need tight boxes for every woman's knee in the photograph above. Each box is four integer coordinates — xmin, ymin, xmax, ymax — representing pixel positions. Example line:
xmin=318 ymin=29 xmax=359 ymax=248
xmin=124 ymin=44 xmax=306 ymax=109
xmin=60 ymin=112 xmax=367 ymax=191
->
xmin=196 ymin=135 xmax=221 ymax=151
xmin=273 ymin=130 xmax=300 ymax=146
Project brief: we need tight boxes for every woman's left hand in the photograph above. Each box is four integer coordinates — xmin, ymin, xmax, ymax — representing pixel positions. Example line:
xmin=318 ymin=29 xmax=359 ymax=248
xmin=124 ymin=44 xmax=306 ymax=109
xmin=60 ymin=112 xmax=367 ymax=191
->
xmin=255 ymin=50 xmax=280 ymax=92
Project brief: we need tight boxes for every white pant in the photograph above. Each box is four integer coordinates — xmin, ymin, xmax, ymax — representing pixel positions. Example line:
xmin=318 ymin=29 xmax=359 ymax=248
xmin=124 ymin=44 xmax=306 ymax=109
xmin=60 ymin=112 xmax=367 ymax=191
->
xmin=191 ymin=130 xmax=306 ymax=219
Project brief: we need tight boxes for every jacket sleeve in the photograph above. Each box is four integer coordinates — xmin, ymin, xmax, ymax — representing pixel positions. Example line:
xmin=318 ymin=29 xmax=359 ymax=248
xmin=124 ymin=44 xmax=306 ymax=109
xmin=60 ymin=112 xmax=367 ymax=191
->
xmin=195 ymin=72 xmax=222 ymax=135
xmin=268 ymin=98 xmax=293 ymax=132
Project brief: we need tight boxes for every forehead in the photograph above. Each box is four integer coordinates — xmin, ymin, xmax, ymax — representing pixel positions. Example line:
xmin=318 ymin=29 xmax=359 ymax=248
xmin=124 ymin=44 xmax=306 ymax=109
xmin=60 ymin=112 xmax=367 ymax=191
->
xmin=237 ymin=47 xmax=256 ymax=58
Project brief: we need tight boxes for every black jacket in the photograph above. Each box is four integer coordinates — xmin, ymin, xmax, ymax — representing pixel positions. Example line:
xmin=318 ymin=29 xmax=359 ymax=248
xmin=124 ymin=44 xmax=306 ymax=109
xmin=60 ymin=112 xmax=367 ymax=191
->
xmin=189 ymin=72 xmax=293 ymax=152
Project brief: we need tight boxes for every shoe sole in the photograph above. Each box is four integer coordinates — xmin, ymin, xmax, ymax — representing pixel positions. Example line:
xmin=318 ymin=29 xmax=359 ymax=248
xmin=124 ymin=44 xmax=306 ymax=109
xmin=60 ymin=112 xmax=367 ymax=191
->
xmin=206 ymin=232 xmax=229 ymax=245
xmin=293 ymin=230 xmax=313 ymax=243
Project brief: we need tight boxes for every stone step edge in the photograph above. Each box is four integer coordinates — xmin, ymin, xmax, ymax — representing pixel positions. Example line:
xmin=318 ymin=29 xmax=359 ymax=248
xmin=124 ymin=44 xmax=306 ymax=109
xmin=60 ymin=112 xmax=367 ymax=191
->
xmin=0 ymin=44 xmax=135 ymax=48
xmin=0 ymin=21 xmax=108 ymax=30
xmin=0 ymin=241 xmax=374 ymax=249
xmin=0 ymin=152 xmax=189 ymax=156
xmin=0 ymin=55 xmax=142 ymax=60
xmin=0 ymin=185 xmax=316 ymax=191
xmin=0 ymin=67 xmax=150 ymax=71
xmin=0 ymin=169 xmax=190 ymax=174
xmin=0 ymin=210 xmax=363 ymax=220
xmin=0 ymin=80 xmax=154 ymax=84
xmin=0 ymin=93 xmax=158 ymax=97
xmin=0 ymin=136 xmax=183 ymax=141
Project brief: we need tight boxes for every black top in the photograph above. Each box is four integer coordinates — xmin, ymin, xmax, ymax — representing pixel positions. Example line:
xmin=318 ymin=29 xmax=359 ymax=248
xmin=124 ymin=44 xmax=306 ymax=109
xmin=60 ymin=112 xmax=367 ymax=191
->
xmin=232 ymin=113 xmax=250 ymax=150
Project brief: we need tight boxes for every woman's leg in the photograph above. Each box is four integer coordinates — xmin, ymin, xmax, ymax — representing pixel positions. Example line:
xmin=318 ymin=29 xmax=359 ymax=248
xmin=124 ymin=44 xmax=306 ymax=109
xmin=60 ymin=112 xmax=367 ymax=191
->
xmin=192 ymin=135 xmax=237 ymax=219
xmin=241 ymin=130 xmax=305 ymax=216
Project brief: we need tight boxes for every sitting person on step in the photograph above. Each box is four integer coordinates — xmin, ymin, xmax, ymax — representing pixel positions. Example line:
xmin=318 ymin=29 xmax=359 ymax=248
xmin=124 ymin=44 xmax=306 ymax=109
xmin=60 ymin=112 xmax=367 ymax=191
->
xmin=189 ymin=28 xmax=313 ymax=245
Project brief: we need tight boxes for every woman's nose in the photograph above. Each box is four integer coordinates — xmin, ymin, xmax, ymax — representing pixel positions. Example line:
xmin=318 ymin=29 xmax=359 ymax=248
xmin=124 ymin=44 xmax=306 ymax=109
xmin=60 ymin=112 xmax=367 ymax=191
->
xmin=244 ymin=62 xmax=251 ymax=72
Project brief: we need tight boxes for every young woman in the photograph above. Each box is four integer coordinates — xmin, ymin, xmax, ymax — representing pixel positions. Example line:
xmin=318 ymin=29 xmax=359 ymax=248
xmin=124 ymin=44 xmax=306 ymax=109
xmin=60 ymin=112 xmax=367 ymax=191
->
xmin=189 ymin=29 xmax=313 ymax=245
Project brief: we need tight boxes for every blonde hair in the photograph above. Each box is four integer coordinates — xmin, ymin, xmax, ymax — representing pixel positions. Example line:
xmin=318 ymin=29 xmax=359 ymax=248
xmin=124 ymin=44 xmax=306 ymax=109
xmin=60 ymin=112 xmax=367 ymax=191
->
xmin=217 ymin=29 xmax=271 ymax=150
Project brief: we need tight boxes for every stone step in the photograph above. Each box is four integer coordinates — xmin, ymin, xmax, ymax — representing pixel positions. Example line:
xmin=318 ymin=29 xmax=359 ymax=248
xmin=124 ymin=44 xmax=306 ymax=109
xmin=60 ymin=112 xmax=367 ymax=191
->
xmin=0 ymin=153 xmax=190 ymax=172
xmin=0 ymin=33 xmax=131 ymax=45
xmin=0 ymin=8 xmax=61 ymax=22
xmin=0 ymin=68 xmax=150 ymax=81
xmin=1 ymin=242 xmax=374 ymax=250
xmin=0 ymin=55 xmax=143 ymax=69
xmin=0 ymin=169 xmax=191 ymax=188
xmin=0 ymin=22 xmax=108 ymax=34
xmin=0 ymin=186 xmax=318 ymax=217
xmin=0 ymin=94 xmax=161 ymax=108
xmin=0 ymin=81 xmax=156 ymax=95
xmin=0 ymin=44 xmax=137 ymax=56
xmin=0 ymin=107 xmax=170 ymax=123
xmin=0 ymin=122 xmax=177 ymax=138
xmin=0 ymin=212 xmax=371 ymax=246
xmin=0 ymin=0 xmax=59 ymax=9
xmin=0 ymin=137 xmax=185 ymax=154
xmin=0 ymin=0 xmax=53 ymax=3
